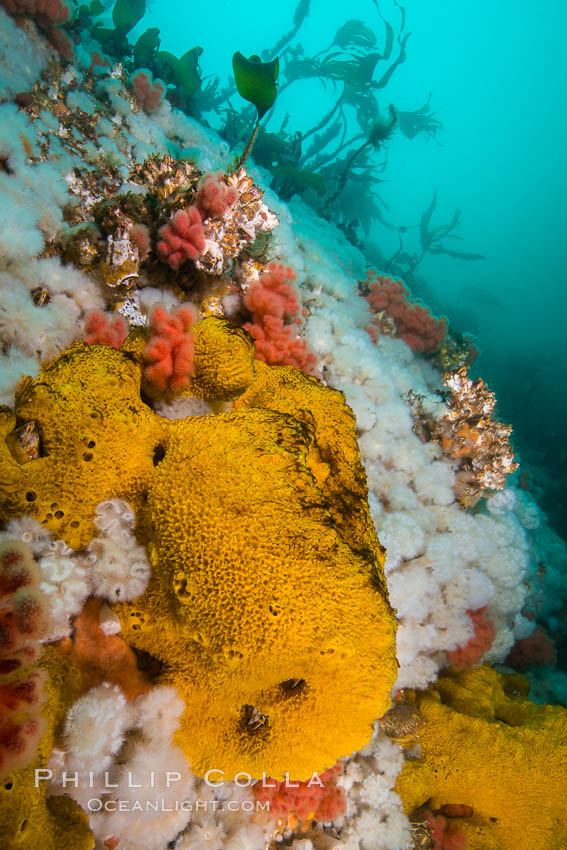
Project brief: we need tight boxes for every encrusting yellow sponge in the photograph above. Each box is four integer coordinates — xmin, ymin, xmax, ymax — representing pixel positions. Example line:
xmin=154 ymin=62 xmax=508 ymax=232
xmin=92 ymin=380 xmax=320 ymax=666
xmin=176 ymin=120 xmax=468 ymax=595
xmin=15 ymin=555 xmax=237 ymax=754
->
xmin=396 ymin=665 xmax=567 ymax=850
xmin=117 ymin=395 xmax=397 ymax=779
xmin=0 ymin=318 xmax=397 ymax=780
xmin=0 ymin=341 xmax=166 ymax=549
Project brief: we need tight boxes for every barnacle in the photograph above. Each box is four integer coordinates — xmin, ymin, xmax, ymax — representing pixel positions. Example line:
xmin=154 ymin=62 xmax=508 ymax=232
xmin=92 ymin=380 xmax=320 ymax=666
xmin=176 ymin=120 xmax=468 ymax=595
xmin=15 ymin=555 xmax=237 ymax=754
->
xmin=193 ymin=167 xmax=278 ymax=275
xmin=406 ymin=367 xmax=518 ymax=506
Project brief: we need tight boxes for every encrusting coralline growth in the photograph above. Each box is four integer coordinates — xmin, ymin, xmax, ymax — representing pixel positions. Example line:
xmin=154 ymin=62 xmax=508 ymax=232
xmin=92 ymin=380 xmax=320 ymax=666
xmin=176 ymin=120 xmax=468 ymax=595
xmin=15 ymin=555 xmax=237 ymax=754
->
xmin=0 ymin=6 xmax=566 ymax=850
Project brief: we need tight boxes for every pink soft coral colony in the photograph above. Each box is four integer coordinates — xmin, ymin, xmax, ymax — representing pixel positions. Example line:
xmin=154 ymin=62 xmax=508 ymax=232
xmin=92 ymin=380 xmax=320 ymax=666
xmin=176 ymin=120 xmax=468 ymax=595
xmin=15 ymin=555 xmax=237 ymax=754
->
xmin=156 ymin=207 xmax=207 ymax=269
xmin=244 ymin=262 xmax=317 ymax=372
xmin=83 ymin=310 xmax=129 ymax=349
xmin=128 ymin=69 xmax=166 ymax=114
xmin=142 ymin=303 xmax=198 ymax=392
xmin=1 ymin=0 xmax=73 ymax=57
xmin=446 ymin=606 xmax=496 ymax=670
xmin=195 ymin=171 xmax=239 ymax=218
xmin=0 ymin=541 xmax=48 ymax=776
xmin=253 ymin=763 xmax=347 ymax=824
xmin=363 ymin=272 xmax=447 ymax=353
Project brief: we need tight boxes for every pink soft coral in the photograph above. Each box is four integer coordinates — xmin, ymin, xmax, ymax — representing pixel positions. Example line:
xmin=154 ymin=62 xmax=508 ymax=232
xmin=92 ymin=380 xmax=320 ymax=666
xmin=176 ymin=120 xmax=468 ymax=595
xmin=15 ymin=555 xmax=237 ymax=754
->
xmin=244 ymin=263 xmax=317 ymax=373
xmin=157 ymin=207 xmax=206 ymax=270
xmin=88 ymin=50 xmax=111 ymax=74
xmin=253 ymin=763 xmax=346 ymax=824
xmin=195 ymin=172 xmax=239 ymax=218
xmin=143 ymin=303 xmax=198 ymax=393
xmin=447 ymin=606 xmax=495 ymax=670
xmin=0 ymin=540 xmax=48 ymax=778
xmin=363 ymin=272 xmax=447 ymax=354
xmin=129 ymin=223 xmax=150 ymax=260
xmin=84 ymin=310 xmax=128 ymax=349
xmin=129 ymin=69 xmax=166 ymax=114
xmin=1 ymin=0 xmax=74 ymax=58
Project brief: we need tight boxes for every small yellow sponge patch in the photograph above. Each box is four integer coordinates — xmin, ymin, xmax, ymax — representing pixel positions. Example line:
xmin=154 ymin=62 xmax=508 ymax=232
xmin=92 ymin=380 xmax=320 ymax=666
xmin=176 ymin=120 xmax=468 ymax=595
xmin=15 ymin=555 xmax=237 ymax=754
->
xmin=187 ymin=317 xmax=257 ymax=400
xmin=396 ymin=666 xmax=567 ymax=850
xmin=0 ymin=342 xmax=166 ymax=549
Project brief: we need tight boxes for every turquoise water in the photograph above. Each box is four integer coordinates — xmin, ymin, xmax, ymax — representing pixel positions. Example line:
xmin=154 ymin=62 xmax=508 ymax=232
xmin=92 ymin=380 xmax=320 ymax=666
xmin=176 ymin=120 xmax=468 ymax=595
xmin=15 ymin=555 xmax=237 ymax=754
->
xmin=129 ymin=0 xmax=567 ymax=536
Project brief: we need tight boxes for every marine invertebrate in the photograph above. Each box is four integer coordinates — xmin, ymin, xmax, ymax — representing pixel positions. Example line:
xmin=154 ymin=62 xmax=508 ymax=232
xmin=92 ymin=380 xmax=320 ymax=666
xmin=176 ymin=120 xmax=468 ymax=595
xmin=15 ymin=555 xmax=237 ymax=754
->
xmin=0 ymin=341 xmax=166 ymax=548
xmin=1 ymin=323 xmax=396 ymax=780
xmin=0 ymin=539 xmax=48 ymax=778
xmin=195 ymin=168 xmax=279 ymax=275
xmin=362 ymin=272 xmax=447 ymax=354
xmin=0 ymin=0 xmax=74 ymax=58
xmin=86 ymin=499 xmax=151 ymax=603
xmin=83 ymin=309 xmax=128 ymax=348
xmin=405 ymin=368 xmax=519 ymax=507
xmin=156 ymin=206 xmax=207 ymax=269
xmin=0 ymin=644 xmax=93 ymax=849
xmin=142 ymin=302 xmax=198 ymax=393
xmin=438 ymin=367 xmax=519 ymax=505
xmin=253 ymin=763 xmax=346 ymax=824
xmin=396 ymin=666 xmax=567 ymax=850
xmin=62 ymin=681 xmax=133 ymax=773
xmin=128 ymin=69 xmax=166 ymax=114
xmin=446 ymin=606 xmax=495 ymax=670
xmin=186 ymin=316 xmax=256 ymax=401
xmin=114 ymin=363 xmax=396 ymax=778
xmin=415 ymin=807 xmax=466 ymax=850
xmin=243 ymin=262 xmax=317 ymax=372
xmin=195 ymin=171 xmax=239 ymax=218
xmin=57 ymin=597 xmax=154 ymax=700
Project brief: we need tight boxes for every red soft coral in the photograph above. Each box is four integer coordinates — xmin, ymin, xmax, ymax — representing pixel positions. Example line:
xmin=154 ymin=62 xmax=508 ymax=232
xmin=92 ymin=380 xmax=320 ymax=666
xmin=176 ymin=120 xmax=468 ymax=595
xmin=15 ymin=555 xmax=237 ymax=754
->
xmin=157 ymin=207 xmax=206 ymax=270
xmin=88 ymin=50 xmax=111 ymax=74
xmin=195 ymin=172 xmax=239 ymax=218
xmin=1 ymin=0 xmax=74 ymax=58
xmin=0 ymin=540 xmax=49 ymax=778
xmin=244 ymin=263 xmax=317 ymax=373
xmin=84 ymin=310 xmax=128 ymax=349
xmin=129 ymin=69 xmax=166 ymax=114
xmin=363 ymin=272 xmax=447 ymax=354
xmin=253 ymin=763 xmax=346 ymax=824
xmin=447 ymin=606 xmax=495 ymax=670
xmin=129 ymin=223 xmax=150 ymax=260
xmin=507 ymin=626 xmax=557 ymax=669
xmin=143 ymin=303 xmax=198 ymax=393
